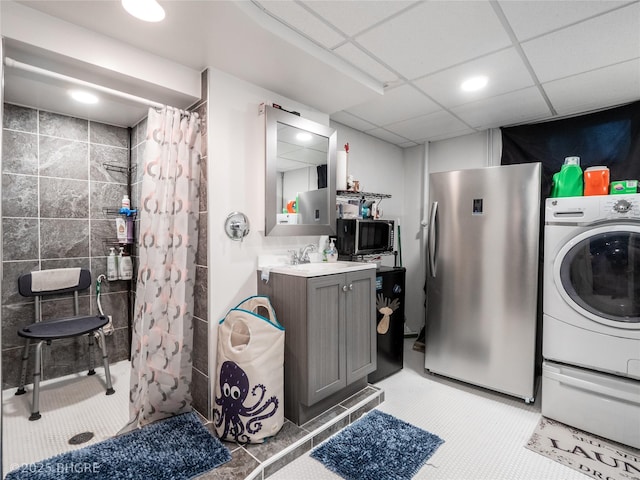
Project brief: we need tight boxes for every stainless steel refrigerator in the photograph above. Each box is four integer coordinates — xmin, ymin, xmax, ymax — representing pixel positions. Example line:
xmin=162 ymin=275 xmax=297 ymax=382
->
xmin=425 ymin=163 xmax=541 ymax=402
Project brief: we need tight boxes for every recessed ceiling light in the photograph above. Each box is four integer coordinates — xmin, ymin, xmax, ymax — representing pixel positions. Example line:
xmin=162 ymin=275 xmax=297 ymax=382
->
xmin=69 ymin=90 xmax=99 ymax=104
xmin=296 ymin=132 xmax=312 ymax=142
xmin=121 ymin=0 xmax=165 ymax=22
xmin=461 ymin=76 xmax=488 ymax=92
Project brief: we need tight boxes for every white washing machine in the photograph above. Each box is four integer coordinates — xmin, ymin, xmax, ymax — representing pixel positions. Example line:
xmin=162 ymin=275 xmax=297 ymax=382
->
xmin=542 ymin=193 xmax=640 ymax=449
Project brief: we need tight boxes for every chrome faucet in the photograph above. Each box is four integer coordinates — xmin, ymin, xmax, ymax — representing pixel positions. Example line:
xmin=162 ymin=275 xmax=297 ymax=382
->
xmin=298 ymin=244 xmax=317 ymax=264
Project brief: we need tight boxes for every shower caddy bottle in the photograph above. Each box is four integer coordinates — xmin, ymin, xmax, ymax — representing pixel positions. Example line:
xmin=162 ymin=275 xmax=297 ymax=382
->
xmin=107 ymin=247 xmax=118 ymax=281
xmin=118 ymin=246 xmax=133 ymax=281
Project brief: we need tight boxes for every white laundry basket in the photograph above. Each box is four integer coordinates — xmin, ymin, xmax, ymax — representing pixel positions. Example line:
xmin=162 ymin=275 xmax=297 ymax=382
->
xmin=213 ymin=296 xmax=285 ymax=443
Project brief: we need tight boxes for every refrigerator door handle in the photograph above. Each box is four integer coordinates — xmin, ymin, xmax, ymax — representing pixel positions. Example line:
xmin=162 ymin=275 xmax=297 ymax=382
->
xmin=428 ymin=201 xmax=438 ymax=277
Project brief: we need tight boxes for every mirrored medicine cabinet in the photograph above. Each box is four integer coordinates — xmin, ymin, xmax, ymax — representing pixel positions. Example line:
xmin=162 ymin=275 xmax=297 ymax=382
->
xmin=265 ymin=105 xmax=337 ymax=236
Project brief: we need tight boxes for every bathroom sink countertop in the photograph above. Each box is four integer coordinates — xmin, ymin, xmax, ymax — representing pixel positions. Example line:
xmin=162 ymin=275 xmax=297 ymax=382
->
xmin=260 ymin=261 xmax=376 ymax=278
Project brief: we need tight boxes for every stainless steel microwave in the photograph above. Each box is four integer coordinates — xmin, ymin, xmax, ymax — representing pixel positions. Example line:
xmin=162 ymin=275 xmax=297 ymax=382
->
xmin=336 ymin=219 xmax=395 ymax=255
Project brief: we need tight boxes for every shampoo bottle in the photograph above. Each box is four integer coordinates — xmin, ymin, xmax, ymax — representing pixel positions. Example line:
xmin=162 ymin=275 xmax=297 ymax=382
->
xmin=120 ymin=254 xmax=133 ymax=281
xmin=107 ymin=247 xmax=118 ymax=281
xmin=118 ymin=247 xmax=133 ymax=280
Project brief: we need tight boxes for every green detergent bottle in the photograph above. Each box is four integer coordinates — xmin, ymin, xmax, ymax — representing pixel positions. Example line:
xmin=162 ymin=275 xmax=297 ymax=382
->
xmin=551 ymin=156 xmax=583 ymax=197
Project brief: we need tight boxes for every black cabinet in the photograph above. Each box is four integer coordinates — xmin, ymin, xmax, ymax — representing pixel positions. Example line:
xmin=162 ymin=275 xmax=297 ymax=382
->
xmin=368 ymin=266 xmax=406 ymax=383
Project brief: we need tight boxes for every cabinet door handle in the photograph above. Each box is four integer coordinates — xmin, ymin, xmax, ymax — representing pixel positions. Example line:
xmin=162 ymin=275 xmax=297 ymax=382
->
xmin=348 ymin=284 xmax=353 ymax=291
xmin=342 ymin=285 xmax=348 ymax=292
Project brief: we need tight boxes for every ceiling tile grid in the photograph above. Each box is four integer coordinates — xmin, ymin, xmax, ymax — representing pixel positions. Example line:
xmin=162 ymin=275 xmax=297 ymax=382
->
xmin=362 ymin=127 xmax=417 ymax=146
xmin=451 ymin=87 xmax=552 ymax=130
xmin=521 ymin=2 xmax=640 ymax=83
xmin=353 ymin=1 xmax=512 ymax=81
xmin=330 ymin=110 xmax=378 ymax=132
xmin=255 ymin=1 xmax=346 ymax=49
xmin=258 ymin=0 xmax=640 ymax=143
xmin=332 ymin=42 xmax=400 ymax=85
xmin=543 ymin=58 xmax=640 ymax=116
xmin=345 ymin=84 xmax=440 ymax=126
xmin=413 ymin=48 xmax=535 ymax=109
xmin=384 ymin=109 xmax=473 ymax=143
xmin=301 ymin=0 xmax=416 ymax=37
xmin=497 ymin=0 xmax=633 ymax=41
xmin=8 ymin=0 xmax=640 ymax=146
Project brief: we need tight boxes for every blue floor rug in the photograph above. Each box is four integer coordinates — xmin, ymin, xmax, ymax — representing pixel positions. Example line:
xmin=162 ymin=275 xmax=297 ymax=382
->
xmin=311 ymin=409 xmax=444 ymax=480
xmin=5 ymin=412 xmax=232 ymax=480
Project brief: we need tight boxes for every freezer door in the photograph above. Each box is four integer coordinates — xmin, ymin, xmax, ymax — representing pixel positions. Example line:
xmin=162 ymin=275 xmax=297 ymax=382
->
xmin=425 ymin=163 xmax=541 ymax=400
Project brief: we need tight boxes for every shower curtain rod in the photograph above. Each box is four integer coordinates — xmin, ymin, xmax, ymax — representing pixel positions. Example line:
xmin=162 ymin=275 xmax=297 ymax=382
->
xmin=4 ymin=57 xmax=167 ymax=110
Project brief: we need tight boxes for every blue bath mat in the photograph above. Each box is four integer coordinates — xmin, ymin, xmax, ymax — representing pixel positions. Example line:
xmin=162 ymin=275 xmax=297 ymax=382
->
xmin=5 ymin=412 xmax=231 ymax=480
xmin=311 ymin=409 xmax=444 ymax=480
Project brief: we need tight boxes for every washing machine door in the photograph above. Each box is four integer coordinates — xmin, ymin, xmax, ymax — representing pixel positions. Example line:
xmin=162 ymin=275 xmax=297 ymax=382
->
xmin=554 ymin=223 xmax=640 ymax=328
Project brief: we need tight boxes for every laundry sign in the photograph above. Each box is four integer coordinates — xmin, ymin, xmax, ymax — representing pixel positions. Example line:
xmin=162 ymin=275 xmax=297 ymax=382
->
xmin=526 ymin=417 xmax=640 ymax=480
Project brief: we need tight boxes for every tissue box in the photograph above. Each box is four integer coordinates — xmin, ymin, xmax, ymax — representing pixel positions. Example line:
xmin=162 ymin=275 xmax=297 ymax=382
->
xmin=610 ymin=180 xmax=638 ymax=194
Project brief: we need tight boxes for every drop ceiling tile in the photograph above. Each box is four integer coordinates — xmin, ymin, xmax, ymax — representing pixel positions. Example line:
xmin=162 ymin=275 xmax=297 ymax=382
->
xmin=356 ymin=1 xmax=512 ymax=80
xmin=280 ymin=146 xmax=327 ymax=165
xmin=385 ymin=109 xmax=472 ymax=142
xmin=256 ymin=0 xmax=345 ymax=48
xmin=451 ymin=87 xmax=551 ymax=129
xmin=421 ymin=127 xmax=477 ymax=143
xmin=362 ymin=127 xmax=412 ymax=145
xmin=414 ymin=48 xmax=534 ymax=108
xmin=345 ymin=84 xmax=440 ymax=126
xmin=331 ymin=111 xmax=378 ymax=131
xmin=333 ymin=42 xmax=400 ymax=84
xmin=543 ymin=59 xmax=640 ymax=116
xmin=302 ymin=0 xmax=415 ymax=36
xmin=277 ymin=158 xmax=308 ymax=172
xmin=398 ymin=140 xmax=420 ymax=148
xmin=498 ymin=0 xmax=630 ymax=41
xmin=522 ymin=2 xmax=640 ymax=83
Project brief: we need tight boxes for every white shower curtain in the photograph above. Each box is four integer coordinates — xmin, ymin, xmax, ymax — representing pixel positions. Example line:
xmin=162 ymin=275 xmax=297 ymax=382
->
xmin=123 ymin=106 xmax=202 ymax=431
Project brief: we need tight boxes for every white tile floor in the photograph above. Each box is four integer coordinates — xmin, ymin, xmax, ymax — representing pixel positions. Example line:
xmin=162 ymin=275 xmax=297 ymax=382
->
xmin=2 ymin=360 xmax=130 ymax=476
xmin=269 ymin=339 xmax=587 ymax=480
xmin=2 ymin=341 xmax=589 ymax=480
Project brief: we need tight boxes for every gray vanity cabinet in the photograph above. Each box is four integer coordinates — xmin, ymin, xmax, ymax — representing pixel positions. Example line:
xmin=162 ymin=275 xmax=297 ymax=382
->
xmin=257 ymin=268 xmax=376 ymax=425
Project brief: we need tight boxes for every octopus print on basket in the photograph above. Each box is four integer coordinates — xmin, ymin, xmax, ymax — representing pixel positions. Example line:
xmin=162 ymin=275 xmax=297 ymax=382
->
xmin=214 ymin=296 xmax=285 ymax=443
xmin=214 ymin=361 xmax=279 ymax=443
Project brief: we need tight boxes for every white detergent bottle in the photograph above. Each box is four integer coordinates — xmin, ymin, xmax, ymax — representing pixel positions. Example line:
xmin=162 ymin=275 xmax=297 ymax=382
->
xmin=107 ymin=247 xmax=118 ymax=281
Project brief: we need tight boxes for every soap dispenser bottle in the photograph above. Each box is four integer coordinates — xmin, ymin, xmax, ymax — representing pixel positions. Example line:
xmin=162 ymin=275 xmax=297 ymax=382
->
xmin=107 ymin=247 xmax=118 ymax=281
xmin=326 ymin=239 xmax=338 ymax=263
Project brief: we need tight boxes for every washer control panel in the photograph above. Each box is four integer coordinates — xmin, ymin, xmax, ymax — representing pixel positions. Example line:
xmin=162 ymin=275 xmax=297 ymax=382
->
xmin=546 ymin=193 xmax=640 ymax=224
xmin=613 ymin=199 xmax=632 ymax=213
xmin=600 ymin=194 xmax=640 ymax=218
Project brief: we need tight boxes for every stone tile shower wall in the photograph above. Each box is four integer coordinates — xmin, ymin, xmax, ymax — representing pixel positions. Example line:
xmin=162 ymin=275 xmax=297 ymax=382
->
xmin=1 ymin=104 xmax=131 ymax=389
xmin=192 ymin=69 xmax=209 ymax=419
